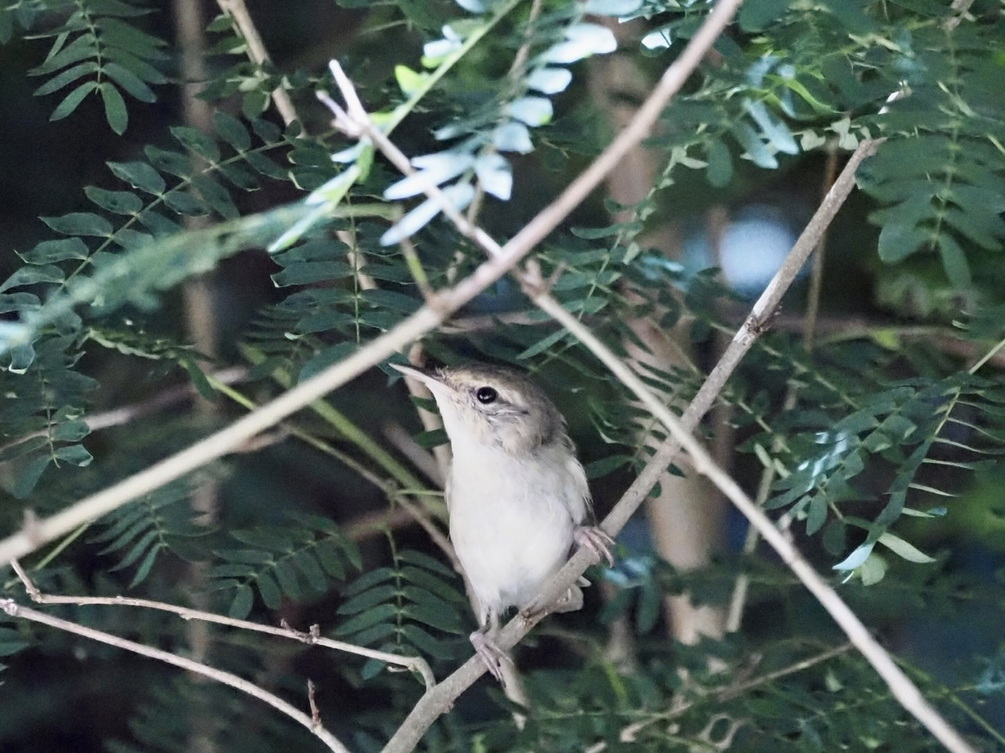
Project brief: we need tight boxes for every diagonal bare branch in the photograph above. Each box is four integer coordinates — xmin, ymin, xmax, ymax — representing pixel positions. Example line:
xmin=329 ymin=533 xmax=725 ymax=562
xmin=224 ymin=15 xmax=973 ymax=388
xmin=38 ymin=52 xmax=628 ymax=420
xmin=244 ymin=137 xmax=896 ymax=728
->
xmin=0 ymin=596 xmax=351 ymax=753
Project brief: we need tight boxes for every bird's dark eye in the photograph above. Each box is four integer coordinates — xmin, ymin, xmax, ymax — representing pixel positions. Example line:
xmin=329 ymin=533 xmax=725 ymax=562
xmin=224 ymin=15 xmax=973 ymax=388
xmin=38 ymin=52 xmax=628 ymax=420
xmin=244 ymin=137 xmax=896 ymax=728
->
xmin=475 ymin=386 xmax=498 ymax=404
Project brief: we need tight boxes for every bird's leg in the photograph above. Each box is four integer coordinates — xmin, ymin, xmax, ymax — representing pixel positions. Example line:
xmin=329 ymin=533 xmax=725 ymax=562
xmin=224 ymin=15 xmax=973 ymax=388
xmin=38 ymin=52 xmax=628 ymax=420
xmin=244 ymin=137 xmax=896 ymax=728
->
xmin=574 ymin=525 xmax=616 ymax=567
xmin=470 ymin=617 xmax=510 ymax=685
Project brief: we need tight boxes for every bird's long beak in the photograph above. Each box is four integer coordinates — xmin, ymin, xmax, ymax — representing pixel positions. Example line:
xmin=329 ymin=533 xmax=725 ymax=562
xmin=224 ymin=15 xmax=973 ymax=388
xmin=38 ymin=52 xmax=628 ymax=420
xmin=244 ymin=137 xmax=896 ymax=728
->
xmin=390 ymin=363 xmax=451 ymax=397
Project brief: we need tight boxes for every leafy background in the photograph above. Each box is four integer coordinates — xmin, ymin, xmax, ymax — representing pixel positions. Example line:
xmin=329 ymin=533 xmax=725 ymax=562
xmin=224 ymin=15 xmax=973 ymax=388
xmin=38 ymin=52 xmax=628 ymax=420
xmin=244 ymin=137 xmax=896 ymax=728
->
xmin=0 ymin=0 xmax=1004 ymax=751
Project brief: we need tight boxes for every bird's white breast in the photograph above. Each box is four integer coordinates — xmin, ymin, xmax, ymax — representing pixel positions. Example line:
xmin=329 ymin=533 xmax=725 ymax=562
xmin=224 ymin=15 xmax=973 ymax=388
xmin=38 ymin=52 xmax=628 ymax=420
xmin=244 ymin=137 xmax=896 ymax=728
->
xmin=447 ymin=441 xmax=587 ymax=623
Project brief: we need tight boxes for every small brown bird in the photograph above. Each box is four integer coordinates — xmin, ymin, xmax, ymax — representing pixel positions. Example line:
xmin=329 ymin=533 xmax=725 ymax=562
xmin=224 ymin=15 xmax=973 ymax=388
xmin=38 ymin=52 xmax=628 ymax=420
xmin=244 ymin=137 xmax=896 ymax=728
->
xmin=393 ymin=362 xmax=614 ymax=682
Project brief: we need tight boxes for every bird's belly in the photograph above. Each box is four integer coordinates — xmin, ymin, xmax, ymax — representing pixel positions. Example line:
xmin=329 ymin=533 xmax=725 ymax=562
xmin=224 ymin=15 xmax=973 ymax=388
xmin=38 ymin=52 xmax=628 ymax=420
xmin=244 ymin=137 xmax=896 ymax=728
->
xmin=448 ymin=454 xmax=578 ymax=617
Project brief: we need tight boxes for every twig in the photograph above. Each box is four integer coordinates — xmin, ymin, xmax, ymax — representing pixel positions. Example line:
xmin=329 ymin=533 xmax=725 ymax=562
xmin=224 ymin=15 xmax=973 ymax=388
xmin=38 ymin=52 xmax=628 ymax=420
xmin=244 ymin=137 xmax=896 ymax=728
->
xmin=391 ymin=491 xmax=459 ymax=572
xmin=725 ymin=142 xmax=840 ymax=633
xmin=9 ymin=558 xmax=436 ymax=690
xmin=382 ymin=422 xmax=444 ymax=488
xmin=0 ymin=366 xmax=247 ymax=456
xmin=586 ymin=643 xmax=855 ymax=752
xmin=215 ymin=0 xmax=299 ymax=126
xmin=0 ymin=596 xmax=351 ymax=753
xmin=342 ymin=229 xmax=380 ymax=292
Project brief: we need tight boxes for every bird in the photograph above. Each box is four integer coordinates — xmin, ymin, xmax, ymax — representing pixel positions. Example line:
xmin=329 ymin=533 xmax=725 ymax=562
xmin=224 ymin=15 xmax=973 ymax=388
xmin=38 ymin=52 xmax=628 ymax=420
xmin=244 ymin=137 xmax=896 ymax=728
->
xmin=392 ymin=361 xmax=614 ymax=682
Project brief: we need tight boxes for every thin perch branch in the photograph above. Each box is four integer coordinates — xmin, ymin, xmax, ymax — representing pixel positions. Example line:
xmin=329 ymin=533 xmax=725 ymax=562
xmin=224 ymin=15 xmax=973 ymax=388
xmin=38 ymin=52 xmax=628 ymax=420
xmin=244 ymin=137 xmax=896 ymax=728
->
xmin=215 ymin=0 xmax=300 ymax=126
xmin=0 ymin=597 xmax=351 ymax=753
xmin=10 ymin=559 xmax=436 ymax=689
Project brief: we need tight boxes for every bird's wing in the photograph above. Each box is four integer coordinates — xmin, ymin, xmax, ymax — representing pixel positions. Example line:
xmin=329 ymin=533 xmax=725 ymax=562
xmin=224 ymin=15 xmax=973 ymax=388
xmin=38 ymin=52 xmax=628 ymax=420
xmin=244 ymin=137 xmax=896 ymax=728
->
xmin=565 ymin=454 xmax=592 ymax=525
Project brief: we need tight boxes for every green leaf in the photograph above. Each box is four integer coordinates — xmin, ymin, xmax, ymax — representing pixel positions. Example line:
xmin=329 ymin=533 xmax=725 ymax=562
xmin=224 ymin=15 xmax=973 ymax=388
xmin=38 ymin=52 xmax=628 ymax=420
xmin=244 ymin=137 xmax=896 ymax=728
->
xmin=397 ymin=550 xmax=455 ymax=578
xmin=256 ymin=572 xmax=282 ymax=609
xmin=877 ymin=221 xmax=928 ymax=264
xmin=0 ymin=436 xmax=49 ymax=463
xmin=13 ymin=456 xmax=51 ymax=498
xmin=21 ymin=238 xmax=90 ymax=264
xmin=54 ymin=443 xmax=93 ymax=466
xmin=739 ymin=0 xmax=791 ymax=31
xmin=229 ymin=584 xmax=255 ymax=619
xmin=342 ymin=567 xmax=395 ymax=597
xmin=144 ymin=145 xmax=190 ymax=177
xmin=394 ymin=64 xmax=428 ymax=97
xmin=936 ymin=233 xmax=972 ymax=288
xmin=7 ymin=342 xmax=34 ymax=374
xmin=52 ymin=419 xmax=90 ymax=442
xmin=273 ymin=557 xmax=302 ymax=600
xmin=706 ymin=139 xmax=733 ymax=188
xmin=398 ymin=566 xmax=465 ymax=604
xmin=806 ymin=494 xmax=828 ymax=535
xmin=31 ymin=34 xmax=96 ymax=76
xmin=213 ymin=111 xmax=251 ymax=151
xmin=218 ymin=161 xmax=260 ymax=190
xmin=85 ymin=186 xmax=142 ymax=215
xmin=314 ymin=538 xmax=349 ymax=579
xmin=244 ymin=151 xmax=285 ymax=179
xmin=190 ymin=175 xmax=238 ymax=219
xmin=584 ymin=454 xmax=631 ymax=478
xmin=108 ymin=161 xmax=166 ymax=194
xmin=217 ymin=547 xmax=272 ymax=564
xmin=162 ymin=190 xmax=207 ymax=216
xmin=171 ymin=126 xmax=220 ymax=161
xmin=111 ymin=529 xmax=159 ymax=571
xmin=42 ymin=212 xmax=113 ymax=237
xmin=97 ymin=82 xmax=128 ymax=134
xmin=400 ymin=624 xmax=462 ymax=660
xmin=300 ymin=342 xmax=358 ymax=382
xmin=103 ymin=61 xmax=156 ymax=102
xmin=292 ymin=549 xmax=328 ymax=592
xmin=405 ymin=596 xmax=464 ymax=633
xmin=338 ymin=584 xmax=398 ymax=615
xmin=336 ymin=603 xmax=398 ymax=636
xmin=50 ymin=80 xmax=98 ymax=121
xmin=0 ymin=265 xmax=65 ymax=293
xmin=33 ymin=61 xmax=99 ymax=96
xmin=129 ymin=545 xmax=162 ymax=587
xmin=877 ymin=532 xmax=937 ymax=564
xmin=832 ymin=542 xmax=874 ymax=571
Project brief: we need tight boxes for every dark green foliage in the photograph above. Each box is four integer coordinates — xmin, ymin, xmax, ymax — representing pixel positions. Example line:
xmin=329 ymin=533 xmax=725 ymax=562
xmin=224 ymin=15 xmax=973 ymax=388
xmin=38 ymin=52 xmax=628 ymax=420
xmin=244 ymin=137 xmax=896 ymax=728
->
xmin=337 ymin=548 xmax=468 ymax=678
xmin=5 ymin=0 xmax=168 ymax=134
xmin=90 ymin=477 xmax=213 ymax=588
xmin=862 ymin=21 xmax=1005 ymax=289
xmin=208 ymin=514 xmax=361 ymax=619
xmin=0 ymin=0 xmax=1003 ymax=751
xmin=0 ymin=334 xmax=97 ymax=497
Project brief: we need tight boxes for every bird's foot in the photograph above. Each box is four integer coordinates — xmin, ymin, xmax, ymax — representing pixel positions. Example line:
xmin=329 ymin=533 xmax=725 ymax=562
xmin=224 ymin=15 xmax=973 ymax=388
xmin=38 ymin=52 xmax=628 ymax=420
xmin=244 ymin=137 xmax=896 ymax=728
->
xmin=470 ymin=628 xmax=511 ymax=686
xmin=521 ymin=583 xmax=585 ymax=621
xmin=574 ymin=525 xmax=616 ymax=567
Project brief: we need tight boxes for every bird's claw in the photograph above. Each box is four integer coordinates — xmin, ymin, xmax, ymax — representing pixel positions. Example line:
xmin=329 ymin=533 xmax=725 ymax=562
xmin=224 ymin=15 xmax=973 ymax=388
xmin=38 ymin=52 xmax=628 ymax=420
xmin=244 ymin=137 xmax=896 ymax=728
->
xmin=470 ymin=629 xmax=511 ymax=686
xmin=574 ymin=525 xmax=616 ymax=567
